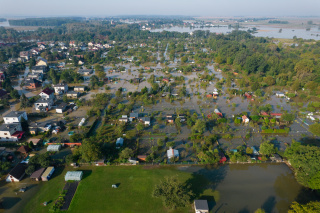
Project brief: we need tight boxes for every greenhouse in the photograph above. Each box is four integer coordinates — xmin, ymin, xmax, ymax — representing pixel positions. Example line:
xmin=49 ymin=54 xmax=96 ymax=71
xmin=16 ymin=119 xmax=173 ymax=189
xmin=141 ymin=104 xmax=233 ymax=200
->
xmin=65 ymin=171 xmax=83 ymax=181
xmin=47 ymin=144 xmax=61 ymax=152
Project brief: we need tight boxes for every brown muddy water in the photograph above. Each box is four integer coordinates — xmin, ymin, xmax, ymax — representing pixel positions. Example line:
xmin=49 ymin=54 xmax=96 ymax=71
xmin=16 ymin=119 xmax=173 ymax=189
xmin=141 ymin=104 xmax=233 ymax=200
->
xmin=179 ymin=163 xmax=319 ymax=213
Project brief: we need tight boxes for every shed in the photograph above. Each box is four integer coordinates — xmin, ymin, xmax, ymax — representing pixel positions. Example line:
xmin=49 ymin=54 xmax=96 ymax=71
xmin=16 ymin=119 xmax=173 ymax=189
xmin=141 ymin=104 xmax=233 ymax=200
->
xmin=128 ymin=157 xmax=138 ymax=164
xmin=30 ymin=168 xmax=46 ymax=181
xmin=116 ymin=137 xmax=124 ymax=147
xmin=64 ymin=171 xmax=83 ymax=181
xmin=47 ymin=145 xmax=61 ymax=152
xmin=17 ymin=145 xmax=30 ymax=154
xmin=194 ymin=200 xmax=209 ymax=213
xmin=41 ymin=167 xmax=55 ymax=181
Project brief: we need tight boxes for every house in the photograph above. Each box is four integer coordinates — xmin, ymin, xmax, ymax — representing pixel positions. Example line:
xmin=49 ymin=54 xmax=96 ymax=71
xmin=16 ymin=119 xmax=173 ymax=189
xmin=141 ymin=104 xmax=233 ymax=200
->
xmin=206 ymin=94 xmax=213 ymax=98
xmin=276 ymin=92 xmax=285 ymax=98
xmin=6 ymin=163 xmax=27 ymax=182
xmin=163 ymin=78 xmax=170 ymax=83
xmin=270 ymin=113 xmax=282 ymax=119
xmin=0 ymin=123 xmax=24 ymax=141
xmin=36 ymin=57 xmax=48 ymax=66
xmin=20 ymin=51 xmax=31 ymax=60
xmin=194 ymin=200 xmax=209 ymax=213
xmin=17 ymin=145 xmax=30 ymax=154
xmin=270 ymin=154 xmax=283 ymax=162
xmin=77 ymin=69 xmax=93 ymax=76
xmin=56 ymin=102 xmax=68 ymax=113
xmin=140 ymin=117 xmax=151 ymax=125
xmin=29 ymin=122 xmax=52 ymax=134
xmin=25 ymin=79 xmax=41 ymax=89
xmin=129 ymin=113 xmax=139 ymax=121
xmin=3 ymin=111 xmax=28 ymax=124
xmin=244 ymin=92 xmax=252 ymax=99
xmin=128 ymin=157 xmax=139 ymax=164
xmin=26 ymin=72 xmax=43 ymax=82
xmin=34 ymin=98 xmax=54 ymax=111
xmin=167 ymin=147 xmax=179 ymax=159
xmin=116 ymin=137 xmax=124 ymax=147
xmin=219 ymin=152 xmax=227 ymax=163
xmin=119 ymin=115 xmax=128 ymax=123
xmin=65 ymin=171 xmax=83 ymax=181
xmin=69 ymin=41 xmax=76 ymax=47
xmin=260 ymin=111 xmax=269 ymax=116
xmin=8 ymin=58 xmax=18 ymax=64
xmin=242 ymin=115 xmax=249 ymax=124
xmin=214 ymin=109 xmax=223 ymax=117
xmin=30 ymin=168 xmax=46 ymax=181
xmin=39 ymin=88 xmax=55 ymax=100
xmin=31 ymin=65 xmax=46 ymax=74
xmin=137 ymin=155 xmax=147 ymax=162
xmin=74 ymin=86 xmax=86 ymax=92
xmin=251 ymin=146 xmax=259 ymax=155
xmin=53 ymin=83 xmax=68 ymax=94
xmin=166 ymin=114 xmax=174 ymax=123
xmin=66 ymin=91 xmax=79 ymax=99
xmin=29 ymin=138 xmax=42 ymax=146
xmin=41 ymin=167 xmax=55 ymax=181
xmin=95 ymin=159 xmax=105 ymax=166
xmin=213 ymin=88 xmax=219 ymax=96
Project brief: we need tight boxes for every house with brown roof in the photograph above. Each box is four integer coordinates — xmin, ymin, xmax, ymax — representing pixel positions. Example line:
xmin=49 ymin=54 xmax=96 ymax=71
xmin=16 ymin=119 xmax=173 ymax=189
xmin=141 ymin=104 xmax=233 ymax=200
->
xmin=25 ymin=79 xmax=41 ymax=89
xmin=17 ymin=145 xmax=30 ymax=154
xmin=6 ymin=163 xmax=27 ymax=182
xmin=39 ymin=88 xmax=55 ymax=100
xmin=30 ymin=168 xmax=46 ymax=181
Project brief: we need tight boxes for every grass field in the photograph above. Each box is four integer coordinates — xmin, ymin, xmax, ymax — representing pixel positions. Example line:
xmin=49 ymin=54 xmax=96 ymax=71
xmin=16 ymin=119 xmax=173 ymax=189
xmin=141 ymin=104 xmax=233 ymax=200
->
xmin=24 ymin=165 xmax=217 ymax=213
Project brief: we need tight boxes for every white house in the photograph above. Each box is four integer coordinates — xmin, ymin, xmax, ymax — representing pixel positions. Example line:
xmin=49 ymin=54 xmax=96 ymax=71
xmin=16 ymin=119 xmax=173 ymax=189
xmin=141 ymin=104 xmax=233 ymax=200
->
xmin=116 ymin=137 xmax=124 ymax=147
xmin=53 ymin=83 xmax=68 ymax=94
xmin=3 ymin=111 xmax=28 ymax=124
xmin=167 ymin=147 xmax=179 ymax=159
xmin=0 ymin=123 xmax=24 ymax=142
xmin=39 ymin=88 xmax=55 ymax=100
xmin=6 ymin=163 xmax=27 ymax=182
xmin=242 ymin=115 xmax=250 ymax=124
xmin=140 ymin=117 xmax=151 ymax=125
xmin=34 ymin=98 xmax=54 ymax=111
xmin=36 ymin=57 xmax=48 ymax=66
xmin=276 ymin=92 xmax=285 ymax=98
xmin=56 ymin=102 xmax=68 ymax=113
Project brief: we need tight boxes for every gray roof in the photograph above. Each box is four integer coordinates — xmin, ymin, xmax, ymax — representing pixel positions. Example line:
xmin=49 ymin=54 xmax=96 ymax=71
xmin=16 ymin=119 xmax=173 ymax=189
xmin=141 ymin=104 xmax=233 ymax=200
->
xmin=130 ymin=113 xmax=139 ymax=118
xmin=141 ymin=117 xmax=150 ymax=122
xmin=0 ymin=123 xmax=20 ymax=131
xmin=74 ymin=86 xmax=85 ymax=89
xmin=4 ymin=111 xmax=26 ymax=118
xmin=35 ymin=98 xmax=53 ymax=104
xmin=29 ymin=122 xmax=51 ymax=128
xmin=194 ymin=200 xmax=209 ymax=211
xmin=57 ymin=102 xmax=68 ymax=109
xmin=67 ymin=91 xmax=79 ymax=94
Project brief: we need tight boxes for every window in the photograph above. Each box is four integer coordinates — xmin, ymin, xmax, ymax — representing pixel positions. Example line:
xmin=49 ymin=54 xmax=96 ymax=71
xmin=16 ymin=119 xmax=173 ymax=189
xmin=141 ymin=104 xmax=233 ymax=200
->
xmin=4 ymin=133 xmax=7 ymax=135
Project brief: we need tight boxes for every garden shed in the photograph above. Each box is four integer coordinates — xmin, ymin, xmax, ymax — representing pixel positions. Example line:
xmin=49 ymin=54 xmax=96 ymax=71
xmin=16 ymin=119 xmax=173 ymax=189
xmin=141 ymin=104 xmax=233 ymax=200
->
xmin=47 ymin=145 xmax=61 ymax=152
xmin=65 ymin=171 xmax=83 ymax=181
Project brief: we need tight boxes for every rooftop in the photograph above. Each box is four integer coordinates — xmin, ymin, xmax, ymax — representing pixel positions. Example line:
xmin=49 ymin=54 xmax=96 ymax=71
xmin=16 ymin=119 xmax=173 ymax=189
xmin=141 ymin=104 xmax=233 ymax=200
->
xmin=4 ymin=111 xmax=26 ymax=118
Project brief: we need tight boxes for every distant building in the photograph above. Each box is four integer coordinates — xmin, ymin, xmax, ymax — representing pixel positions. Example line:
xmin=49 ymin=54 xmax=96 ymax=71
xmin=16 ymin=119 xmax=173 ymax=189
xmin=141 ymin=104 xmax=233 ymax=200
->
xmin=194 ymin=200 xmax=209 ymax=213
xmin=116 ymin=137 xmax=124 ymax=147
xmin=34 ymin=98 xmax=54 ymax=111
xmin=53 ymin=82 xmax=68 ymax=94
xmin=0 ymin=123 xmax=24 ymax=141
xmin=39 ymin=88 xmax=55 ymax=100
xmin=167 ymin=147 xmax=179 ymax=159
xmin=3 ymin=111 xmax=28 ymax=124
xmin=6 ymin=163 xmax=27 ymax=182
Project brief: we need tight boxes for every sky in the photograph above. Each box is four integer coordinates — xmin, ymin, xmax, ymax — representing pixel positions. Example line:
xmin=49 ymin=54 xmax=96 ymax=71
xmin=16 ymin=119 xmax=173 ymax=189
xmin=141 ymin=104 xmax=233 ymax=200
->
xmin=1 ymin=0 xmax=320 ymax=17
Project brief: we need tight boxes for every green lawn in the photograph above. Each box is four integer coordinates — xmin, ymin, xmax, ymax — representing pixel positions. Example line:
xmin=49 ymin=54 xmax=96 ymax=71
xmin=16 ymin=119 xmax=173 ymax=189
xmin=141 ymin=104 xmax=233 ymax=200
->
xmin=24 ymin=165 xmax=216 ymax=213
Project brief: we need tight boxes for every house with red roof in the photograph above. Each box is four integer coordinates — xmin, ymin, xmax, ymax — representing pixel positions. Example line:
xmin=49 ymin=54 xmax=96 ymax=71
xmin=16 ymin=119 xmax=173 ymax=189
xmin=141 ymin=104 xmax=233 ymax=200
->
xmin=39 ymin=88 xmax=55 ymax=100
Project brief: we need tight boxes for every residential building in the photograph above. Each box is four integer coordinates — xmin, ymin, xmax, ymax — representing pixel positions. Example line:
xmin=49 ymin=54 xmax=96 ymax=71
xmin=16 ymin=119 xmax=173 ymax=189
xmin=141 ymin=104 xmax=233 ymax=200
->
xmin=0 ymin=123 xmax=24 ymax=141
xmin=30 ymin=168 xmax=46 ymax=181
xmin=36 ymin=57 xmax=48 ymax=66
xmin=167 ymin=147 xmax=179 ymax=159
xmin=6 ymin=163 xmax=27 ymax=182
xmin=77 ymin=69 xmax=93 ymax=75
xmin=31 ymin=65 xmax=46 ymax=74
xmin=25 ymin=79 xmax=41 ymax=89
xmin=39 ymin=88 xmax=55 ymax=100
xmin=29 ymin=122 xmax=52 ymax=134
xmin=53 ymin=82 xmax=68 ymax=94
xmin=66 ymin=91 xmax=79 ymax=99
xmin=3 ymin=111 xmax=28 ymax=124
xmin=140 ymin=117 xmax=151 ymax=125
xmin=34 ymin=98 xmax=54 ymax=111
xmin=242 ymin=115 xmax=250 ymax=124
xmin=26 ymin=73 xmax=43 ymax=82
xmin=194 ymin=200 xmax=209 ymax=213
xmin=119 ymin=115 xmax=128 ymax=123
xmin=19 ymin=51 xmax=31 ymax=60
xmin=74 ymin=86 xmax=86 ymax=92
xmin=56 ymin=102 xmax=68 ymax=113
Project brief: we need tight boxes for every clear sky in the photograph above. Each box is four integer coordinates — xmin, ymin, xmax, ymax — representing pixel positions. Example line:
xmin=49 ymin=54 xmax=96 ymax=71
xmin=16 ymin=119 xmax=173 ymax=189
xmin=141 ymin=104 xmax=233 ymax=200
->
xmin=1 ymin=0 xmax=319 ymax=17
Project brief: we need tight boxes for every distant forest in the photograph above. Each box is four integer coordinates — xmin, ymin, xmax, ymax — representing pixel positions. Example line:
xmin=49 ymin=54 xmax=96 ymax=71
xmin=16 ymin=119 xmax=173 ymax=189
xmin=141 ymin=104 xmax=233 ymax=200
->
xmin=0 ymin=18 xmax=6 ymax=22
xmin=268 ymin=20 xmax=289 ymax=24
xmin=8 ymin=17 xmax=85 ymax=26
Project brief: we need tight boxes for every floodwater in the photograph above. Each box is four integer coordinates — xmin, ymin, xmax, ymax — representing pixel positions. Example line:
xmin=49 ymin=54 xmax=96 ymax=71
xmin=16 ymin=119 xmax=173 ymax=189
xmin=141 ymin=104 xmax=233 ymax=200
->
xmin=151 ymin=25 xmax=320 ymax=40
xmin=179 ymin=163 xmax=319 ymax=213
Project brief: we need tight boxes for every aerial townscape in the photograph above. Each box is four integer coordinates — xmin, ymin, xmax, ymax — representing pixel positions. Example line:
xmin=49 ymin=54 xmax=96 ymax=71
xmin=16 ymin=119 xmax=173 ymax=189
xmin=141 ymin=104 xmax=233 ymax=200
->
xmin=0 ymin=1 xmax=320 ymax=213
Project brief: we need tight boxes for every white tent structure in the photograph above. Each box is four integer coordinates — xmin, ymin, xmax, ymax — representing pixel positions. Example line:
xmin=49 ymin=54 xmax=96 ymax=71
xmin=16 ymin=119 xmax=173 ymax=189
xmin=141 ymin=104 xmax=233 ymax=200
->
xmin=65 ymin=171 xmax=83 ymax=181
xmin=47 ymin=145 xmax=61 ymax=152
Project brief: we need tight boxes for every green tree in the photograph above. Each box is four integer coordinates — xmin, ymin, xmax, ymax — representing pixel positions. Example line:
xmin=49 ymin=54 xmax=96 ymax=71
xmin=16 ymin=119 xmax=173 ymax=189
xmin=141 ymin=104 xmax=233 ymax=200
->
xmin=152 ymin=176 xmax=193 ymax=209
xmin=136 ymin=123 xmax=144 ymax=133
xmin=191 ymin=120 xmax=206 ymax=134
xmin=309 ymin=123 xmax=320 ymax=136
xmin=119 ymin=148 xmax=134 ymax=160
xmin=80 ymin=139 xmax=101 ymax=162
xmin=259 ymin=141 xmax=276 ymax=156
xmin=289 ymin=201 xmax=320 ymax=213
xmin=254 ymin=208 xmax=266 ymax=213
xmin=25 ymin=165 xmax=35 ymax=175
xmin=157 ymin=139 xmax=164 ymax=147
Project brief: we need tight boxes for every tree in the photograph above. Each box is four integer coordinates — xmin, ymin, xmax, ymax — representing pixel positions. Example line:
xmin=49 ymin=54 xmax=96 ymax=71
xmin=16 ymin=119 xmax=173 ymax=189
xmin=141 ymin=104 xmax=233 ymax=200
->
xmin=281 ymin=113 xmax=295 ymax=123
xmin=254 ymin=209 xmax=266 ymax=213
xmin=20 ymin=93 xmax=29 ymax=109
xmin=175 ymin=118 xmax=181 ymax=130
xmin=153 ymin=124 xmax=159 ymax=132
xmin=246 ymin=147 xmax=253 ymax=155
xmin=152 ymin=176 xmax=193 ymax=209
xmin=191 ymin=120 xmax=206 ymax=134
xmin=62 ymin=95 xmax=68 ymax=103
xmin=10 ymin=89 xmax=20 ymax=99
xmin=119 ymin=148 xmax=134 ymax=160
xmin=309 ymin=123 xmax=320 ymax=136
xmin=251 ymin=82 xmax=260 ymax=91
xmin=259 ymin=141 xmax=276 ymax=156
xmin=289 ymin=201 xmax=320 ymax=213
xmin=136 ymin=123 xmax=144 ymax=133
xmin=157 ymin=139 xmax=164 ymax=147
xmin=25 ymin=165 xmax=35 ymax=175
xmin=80 ymin=139 xmax=101 ymax=162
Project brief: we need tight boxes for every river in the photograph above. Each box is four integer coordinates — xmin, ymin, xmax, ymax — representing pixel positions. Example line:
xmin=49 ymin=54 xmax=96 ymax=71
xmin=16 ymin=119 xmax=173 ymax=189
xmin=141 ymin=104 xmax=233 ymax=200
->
xmin=151 ymin=25 xmax=320 ymax=40
xmin=179 ymin=163 xmax=319 ymax=213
